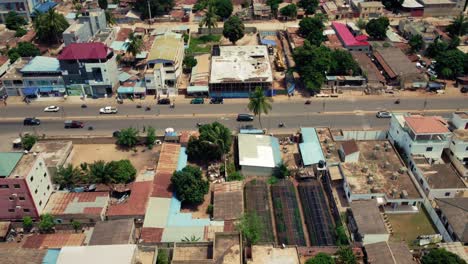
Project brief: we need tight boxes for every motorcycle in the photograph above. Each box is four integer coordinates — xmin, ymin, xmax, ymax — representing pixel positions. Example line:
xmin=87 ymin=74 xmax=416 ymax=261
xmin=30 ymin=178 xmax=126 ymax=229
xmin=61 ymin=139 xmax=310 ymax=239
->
xmin=305 ymin=100 xmax=311 ymax=105
xmin=81 ymin=104 xmax=87 ymax=108
xmin=196 ymin=122 xmax=203 ymax=127
xmin=395 ymin=99 xmax=400 ymax=104
xmin=136 ymin=104 xmax=142 ymax=108
xmin=145 ymin=106 xmax=151 ymax=111
xmin=88 ymin=126 xmax=94 ymax=131
xmin=279 ymin=122 xmax=285 ymax=128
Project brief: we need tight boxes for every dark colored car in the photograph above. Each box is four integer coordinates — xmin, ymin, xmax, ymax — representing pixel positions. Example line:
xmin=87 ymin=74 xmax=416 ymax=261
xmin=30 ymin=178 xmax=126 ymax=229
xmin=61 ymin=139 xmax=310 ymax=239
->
xmin=64 ymin=120 xmax=84 ymax=129
xmin=210 ymin=97 xmax=224 ymax=104
xmin=113 ymin=131 xmax=121 ymax=137
xmin=237 ymin=114 xmax=254 ymax=121
xmin=23 ymin=117 xmax=40 ymax=126
xmin=158 ymin=98 xmax=171 ymax=105
xmin=191 ymin=98 xmax=204 ymax=104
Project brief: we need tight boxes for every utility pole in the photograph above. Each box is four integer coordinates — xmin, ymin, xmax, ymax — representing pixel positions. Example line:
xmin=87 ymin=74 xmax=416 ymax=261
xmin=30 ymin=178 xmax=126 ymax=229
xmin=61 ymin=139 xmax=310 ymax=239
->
xmin=147 ymin=0 xmax=152 ymax=25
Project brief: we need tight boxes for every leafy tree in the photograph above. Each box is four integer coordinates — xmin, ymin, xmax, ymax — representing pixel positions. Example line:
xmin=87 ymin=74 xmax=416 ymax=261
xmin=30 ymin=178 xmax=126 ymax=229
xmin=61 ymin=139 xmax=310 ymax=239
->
xmin=206 ymin=204 xmax=214 ymax=214
xmin=199 ymin=121 xmax=232 ymax=154
xmin=146 ymin=126 xmax=156 ymax=148
xmin=298 ymin=0 xmax=318 ymax=15
xmin=124 ymin=32 xmax=143 ymax=60
xmin=183 ymin=55 xmax=198 ymax=71
xmin=88 ymin=160 xmax=115 ymax=185
xmin=227 ymin=171 xmax=244 ymax=181
xmin=181 ymin=235 xmax=201 ymax=242
xmin=38 ymin=214 xmax=55 ymax=233
xmin=365 ymin=17 xmax=389 ymax=40
xmin=187 ymin=136 xmax=223 ymax=161
xmin=381 ymin=0 xmax=403 ymax=12
xmin=336 ymin=246 xmax=357 ymax=264
xmin=23 ymin=216 xmax=33 ymax=232
xmin=425 ymin=39 xmax=448 ymax=58
xmin=306 ymin=253 xmax=335 ymax=264
xmin=8 ymin=51 xmax=20 ymax=63
xmin=98 ymin=0 xmax=108 ymax=10
xmin=116 ymin=127 xmax=139 ymax=148
xmin=15 ymin=28 xmax=27 ymax=37
xmin=134 ymin=0 xmax=174 ymax=19
xmin=446 ymin=14 xmax=468 ymax=37
xmin=34 ymin=9 xmax=69 ymax=44
xmin=422 ymin=248 xmax=466 ymax=264
xmin=275 ymin=163 xmax=290 ymax=179
xmin=248 ymin=87 xmax=272 ymax=129
xmin=335 ymin=225 xmax=348 ymax=245
xmin=5 ymin=11 xmax=27 ymax=30
xmin=105 ymin=10 xmax=116 ymax=25
xmin=280 ymin=4 xmax=297 ymax=20
xmin=236 ymin=212 xmax=264 ymax=246
xmin=223 ymin=16 xmax=245 ymax=44
xmin=356 ymin=18 xmax=366 ymax=30
xmin=435 ymin=49 xmax=466 ymax=79
xmin=299 ymin=16 xmax=325 ymax=46
xmin=71 ymin=220 xmax=81 ymax=233
xmin=409 ymin=34 xmax=424 ymax=53
xmin=22 ymin=134 xmax=38 ymax=150
xmin=266 ymin=0 xmax=283 ymax=16
xmin=448 ymin=36 xmax=460 ymax=50
xmin=214 ymin=0 xmax=233 ymax=19
xmin=55 ymin=165 xmax=82 ymax=189
xmin=108 ymin=159 xmax=137 ymax=184
xmin=171 ymin=165 xmax=209 ymax=204
xmin=199 ymin=0 xmax=219 ymax=35
xmin=8 ymin=42 xmax=40 ymax=61
xmin=156 ymin=249 xmax=169 ymax=264
xmin=329 ymin=49 xmax=360 ymax=76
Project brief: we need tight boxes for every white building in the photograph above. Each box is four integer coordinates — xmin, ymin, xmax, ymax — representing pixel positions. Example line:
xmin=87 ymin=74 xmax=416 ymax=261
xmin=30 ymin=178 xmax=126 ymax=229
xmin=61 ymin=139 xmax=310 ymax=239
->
xmin=451 ymin=112 xmax=468 ymax=130
xmin=339 ymin=140 xmax=360 ymax=163
xmin=389 ymin=113 xmax=451 ymax=161
xmin=447 ymin=129 xmax=468 ymax=178
xmin=238 ymin=134 xmax=282 ymax=177
xmin=145 ymin=32 xmax=185 ymax=97
xmin=350 ymin=200 xmax=390 ymax=245
xmin=57 ymin=244 xmax=138 ymax=264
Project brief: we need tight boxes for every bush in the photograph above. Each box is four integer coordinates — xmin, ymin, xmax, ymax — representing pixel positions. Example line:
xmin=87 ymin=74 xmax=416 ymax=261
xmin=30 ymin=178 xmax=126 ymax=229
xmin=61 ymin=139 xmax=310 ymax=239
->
xmin=275 ymin=163 xmax=290 ymax=179
xmin=206 ymin=204 xmax=214 ymax=215
xmin=116 ymin=127 xmax=139 ymax=148
xmin=227 ymin=171 xmax=244 ymax=181
xmin=171 ymin=165 xmax=209 ymax=204
xmin=108 ymin=159 xmax=137 ymax=184
xmin=422 ymin=248 xmax=466 ymax=264
xmin=71 ymin=220 xmax=81 ymax=232
xmin=38 ymin=214 xmax=55 ymax=233
xmin=156 ymin=249 xmax=169 ymax=264
xmin=146 ymin=126 xmax=156 ymax=148
xmin=306 ymin=253 xmax=335 ymax=264
xmin=335 ymin=225 xmax=348 ymax=245
xmin=236 ymin=213 xmax=264 ymax=246
xmin=15 ymin=28 xmax=27 ymax=37
xmin=22 ymin=134 xmax=38 ymax=150
xmin=23 ymin=216 xmax=33 ymax=232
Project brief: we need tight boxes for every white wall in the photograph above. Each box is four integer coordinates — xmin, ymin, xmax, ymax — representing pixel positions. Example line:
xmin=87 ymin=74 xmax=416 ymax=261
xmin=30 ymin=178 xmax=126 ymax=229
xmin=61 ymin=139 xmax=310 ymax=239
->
xmin=344 ymin=152 xmax=360 ymax=163
xmin=25 ymin=155 xmax=53 ymax=214
xmin=362 ymin=233 xmax=390 ymax=245
xmin=241 ymin=165 xmax=274 ymax=177
xmin=84 ymin=55 xmax=118 ymax=89
xmin=451 ymin=113 xmax=468 ymax=130
xmin=449 ymin=138 xmax=468 ymax=161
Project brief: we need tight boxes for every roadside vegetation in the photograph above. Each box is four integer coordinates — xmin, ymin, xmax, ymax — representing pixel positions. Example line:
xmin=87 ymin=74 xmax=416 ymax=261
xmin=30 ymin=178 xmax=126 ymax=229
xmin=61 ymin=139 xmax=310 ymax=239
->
xmin=187 ymin=35 xmax=221 ymax=54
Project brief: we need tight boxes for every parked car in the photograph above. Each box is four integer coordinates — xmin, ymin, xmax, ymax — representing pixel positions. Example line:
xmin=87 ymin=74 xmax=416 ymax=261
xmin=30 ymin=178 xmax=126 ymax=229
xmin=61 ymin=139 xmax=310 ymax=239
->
xmin=191 ymin=98 xmax=204 ymax=104
xmin=99 ymin=106 xmax=118 ymax=114
xmin=461 ymin=87 xmax=468 ymax=93
xmin=113 ymin=130 xmax=121 ymax=137
xmin=158 ymin=98 xmax=171 ymax=105
xmin=44 ymin=105 xmax=60 ymax=112
xmin=237 ymin=114 xmax=254 ymax=121
xmin=64 ymin=120 xmax=84 ymax=129
xmin=23 ymin=117 xmax=41 ymax=126
xmin=210 ymin=97 xmax=224 ymax=104
xmin=427 ymin=69 xmax=438 ymax=78
xmin=376 ymin=111 xmax=391 ymax=118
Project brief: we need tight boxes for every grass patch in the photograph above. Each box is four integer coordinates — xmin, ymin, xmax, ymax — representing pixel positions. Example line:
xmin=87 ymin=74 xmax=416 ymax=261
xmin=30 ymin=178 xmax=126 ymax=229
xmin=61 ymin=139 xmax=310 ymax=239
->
xmin=187 ymin=35 xmax=221 ymax=54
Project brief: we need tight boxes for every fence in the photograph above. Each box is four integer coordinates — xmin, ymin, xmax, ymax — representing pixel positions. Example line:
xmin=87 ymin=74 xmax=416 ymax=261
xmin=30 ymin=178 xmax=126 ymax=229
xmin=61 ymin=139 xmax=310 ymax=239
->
xmin=421 ymin=198 xmax=453 ymax=242
xmin=332 ymin=130 xmax=388 ymax=141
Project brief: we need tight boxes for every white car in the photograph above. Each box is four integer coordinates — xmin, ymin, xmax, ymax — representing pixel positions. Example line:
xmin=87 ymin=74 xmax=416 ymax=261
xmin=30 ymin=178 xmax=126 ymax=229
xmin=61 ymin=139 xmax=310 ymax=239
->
xmin=99 ymin=106 xmax=118 ymax=114
xmin=44 ymin=106 xmax=60 ymax=112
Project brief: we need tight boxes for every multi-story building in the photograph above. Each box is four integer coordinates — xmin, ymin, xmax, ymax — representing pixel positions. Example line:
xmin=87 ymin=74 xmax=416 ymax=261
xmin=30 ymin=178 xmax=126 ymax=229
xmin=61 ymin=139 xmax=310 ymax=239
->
xmin=58 ymin=42 xmax=118 ymax=96
xmin=0 ymin=0 xmax=39 ymax=23
xmin=144 ymin=32 xmax=184 ymax=96
xmin=389 ymin=113 xmax=452 ymax=161
xmin=63 ymin=9 xmax=113 ymax=47
xmin=0 ymin=152 xmax=53 ymax=220
xmin=355 ymin=1 xmax=384 ymax=19
xmin=447 ymin=112 xmax=468 ymax=178
xmin=417 ymin=0 xmax=465 ymax=17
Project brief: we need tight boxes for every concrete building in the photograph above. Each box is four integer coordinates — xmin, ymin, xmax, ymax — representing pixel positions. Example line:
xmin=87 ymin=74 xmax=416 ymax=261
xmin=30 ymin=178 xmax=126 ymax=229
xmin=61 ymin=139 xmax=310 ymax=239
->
xmin=238 ymin=134 xmax=281 ymax=177
xmin=187 ymin=54 xmax=210 ymax=96
xmin=349 ymin=200 xmax=390 ymax=245
xmin=0 ymin=55 xmax=10 ymax=78
xmin=88 ymin=219 xmax=136 ymax=245
xmin=356 ymin=1 xmax=384 ymax=19
xmin=0 ymin=0 xmax=39 ymax=23
xmin=398 ymin=19 xmax=440 ymax=48
xmin=351 ymin=52 xmax=385 ymax=92
xmin=322 ymin=0 xmax=354 ymax=20
xmin=451 ymin=111 xmax=468 ymax=130
xmin=364 ymin=241 xmax=416 ymax=263
xmin=30 ymin=141 xmax=73 ymax=179
xmin=63 ymin=9 xmax=115 ymax=47
xmin=209 ymin=45 xmax=273 ymax=98
xmin=340 ymin=140 xmax=360 ymax=163
xmin=325 ymin=75 xmax=367 ymax=93
xmin=389 ymin=113 xmax=451 ymax=161
xmin=58 ymin=42 xmax=118 ymax=96
xmin=332 ymin=22 xmax=371 ymax=53
xmin=434 ymin=198 xmax=468 ymax=244
xmin=0 ymin=152 xmax=53 ymax=220
xmin=448 ymin=128 xmax=468 ymax=178
xmin=418 ymin=0 xmax=465 ymax=17
xmin=145 ymin=32 xmax=185 ymax=97
xmin=299 ymin=127 xmax=326 ymax=169
xmin=56 ymin=245 xmax=138 ymax=264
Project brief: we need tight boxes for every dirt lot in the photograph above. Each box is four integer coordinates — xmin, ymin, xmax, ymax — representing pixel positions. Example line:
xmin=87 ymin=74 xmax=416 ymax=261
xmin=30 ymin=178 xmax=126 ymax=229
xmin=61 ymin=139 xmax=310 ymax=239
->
xmin=387 ymin=208 xmax=437 ymax=248
xmin=220 ymin=32 xmax=259 ymax=46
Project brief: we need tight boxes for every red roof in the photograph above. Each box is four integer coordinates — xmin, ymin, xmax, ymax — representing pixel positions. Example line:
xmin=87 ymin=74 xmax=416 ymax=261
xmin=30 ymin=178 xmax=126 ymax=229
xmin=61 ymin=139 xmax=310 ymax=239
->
xmin=404 ymin=115 xmax=450 ymax=134
xmin=332 ymin=22 xmax=369 ymax=47
xmin=107 ymin=181 xmax=152 ymax=217
xmin=58 ymin=42 xmax=112 ymax=60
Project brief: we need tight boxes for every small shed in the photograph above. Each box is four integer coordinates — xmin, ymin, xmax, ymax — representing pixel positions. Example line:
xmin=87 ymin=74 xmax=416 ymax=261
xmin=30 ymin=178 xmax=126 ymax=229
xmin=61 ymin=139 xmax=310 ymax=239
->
xmin=339 ymin=140 xmax=360 ymax=163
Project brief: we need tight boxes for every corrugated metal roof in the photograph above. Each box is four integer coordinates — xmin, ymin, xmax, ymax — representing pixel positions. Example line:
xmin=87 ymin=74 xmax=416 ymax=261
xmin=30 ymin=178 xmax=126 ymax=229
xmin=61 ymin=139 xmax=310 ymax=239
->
xmin=0 ymin=152 xmax=23 ymax=177
xmin=58 ymin=43 xmax=111 ymax=60
xmin=332 ymin=22 xmax=369 ymax=47
xmin=21 ymin=56 xmax=60 ymax=73
xmin=299 ymin=128 xmax=325 ymax=166
xmin=117 ymin=86 xmax=134 ymax=94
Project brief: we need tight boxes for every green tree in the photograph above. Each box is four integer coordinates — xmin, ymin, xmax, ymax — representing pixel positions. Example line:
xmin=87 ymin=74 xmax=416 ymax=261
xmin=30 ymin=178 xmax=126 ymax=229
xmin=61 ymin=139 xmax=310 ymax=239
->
xmin=298 ymin=0 xmax=318 ymax=15
xmin=183 ymin=55 xmax=198 ymax=72
xmin=356 ymin=18 xmax=366 ymax=30
xmin=34 ymin=9 xmax=69 ymax=44
xmin=5 ymin=11 xmax=27 ymax=30
xmin=55 ymin=165 xmax=82 ymax=189
xmin=422 ymin=248 xmax=466 ymax=264
xmin=381 ymin=0 xmax=403 ymax=12
xmin=435 ymin=49 xmax=466 ymax=79
xmin=8 ymin=51 xmax=20 ymax=63
xmin=448 ymin=36 xmax=461 ymax=50
xmin=446 ymin=14 xmax=468 ymax=37
xmin=98 ymin=0 xmax=108 ymax=10
xmin=38 ymin=214 xmax=55 ymax=233
xmin=223 ymin=15 xmax=245 ymax=44
xmin=365 ymin=17 xmax=389 ymax=40
xmin=425 ymin=39 xmax=448 ymax=58
xmin=105 ymin=10 xmax=116 ymax=25
xmin=199 ymin=121 xmax=232 ymax=154
xmin=227 ymin=171 xmax=244 ymax=181
xmin=306 ymin=253 xmax=335 ymax=264
xmin=146 ymin=126 xmax=156 ymax=148
xmin=248 ymin=87 xmax=272 ymax=129
xmin=8 ymin=42 xmax=40 ymax=61
xmin=266 ymin=0 xmax=283 ymax=16
xmin=88 ymin=160 xmax=115 ymax=185
xmin=236 ymin=212 xmax=264 ymax=246
xmin=199 ymin=0 xmax=219 ymax=35
xmin=134 ymin=0 xmax=174 ymax=19
xmin=409 ymin=34 xmax=424 ymax=53
xmin=156 ymin=249 xmax=169 ymax=264
xmin=214 ymin=0 xmax=233 ymax=19
xmin=71 ymin=220 xmax=81 ymax=233
xmin=22 ymin=134 xmax=38 ymax=150
xmin=171 ymin=166 xmax=209 ymax=204
xmin=280 ymin=4 xmax=297 ymax=20
xmin=23 ymin=216 xmax=33 ymax=232
xmin=329 ymin=49 xmax=360 ymax=76
xmin=275 ymin=163 xmax=290 ymax=179
xmin=124 ymin=32 xmax=143 ymax=60
xmin=116 ymin=127 xmax=139 ymax=148
xmin=299 ymin=16 xmax=325 ymax=46
xmin=187 ymin=136 xmax=223 ymax=161
xmin=108 ymin=159 xmax=137 ymax=184
xmin=15 ymin=28 xmax=27 ymax=37
xmin=335 ymin=225 xmax=348 ymax=245
xmin=336 ymin=246 xmax=357 ymax=264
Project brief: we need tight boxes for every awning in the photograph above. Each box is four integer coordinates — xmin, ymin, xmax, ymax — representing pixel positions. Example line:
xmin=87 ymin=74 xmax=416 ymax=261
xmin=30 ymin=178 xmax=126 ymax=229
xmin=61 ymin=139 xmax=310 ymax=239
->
xmin=52 ymin=87 xmax=66 ymax=93
xmin=117 ymin=87 xmax=134 ymax=94
xmin=39 ymin=87 xmax=53 ymax=93
xmin=134 ymin=87 xmax=146 ymax=94
xmin=187 ymin=85 xmax=209 ymax=94
xmin=22 ymin=87 xmax=38 ymax=96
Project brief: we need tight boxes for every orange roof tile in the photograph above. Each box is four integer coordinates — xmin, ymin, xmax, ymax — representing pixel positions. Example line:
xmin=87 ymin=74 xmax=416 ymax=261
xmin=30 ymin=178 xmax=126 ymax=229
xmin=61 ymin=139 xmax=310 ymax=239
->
xmin=404 ymin=116 xmax=450 ymax=134
xmin=140 ymin=227 xmax=163 ymax=243
xmin=23 ymin=234 xmax=85 ymax=249
xmin=107 ymin=181 xmax=152 ymax=217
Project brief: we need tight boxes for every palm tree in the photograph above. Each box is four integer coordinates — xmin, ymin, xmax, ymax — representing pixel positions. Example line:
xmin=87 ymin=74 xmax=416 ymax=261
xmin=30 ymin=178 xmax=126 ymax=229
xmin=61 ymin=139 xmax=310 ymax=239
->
xmin=447 ymin=13 xmax=468 ymax=37
xmin=199 ymin=0 xmax=219 ymax=35
xmin=88 ymin=160 xmax=115 ymax=185
xmin=34 ymin=9 xmax=69 ymax=44
xmin=123 ymin=33 xmax=143 ymax=62
xmin=55 ymin=165 xmax=81 ymax=190
xmin=248 ymin=87 xmax=273 ymax=129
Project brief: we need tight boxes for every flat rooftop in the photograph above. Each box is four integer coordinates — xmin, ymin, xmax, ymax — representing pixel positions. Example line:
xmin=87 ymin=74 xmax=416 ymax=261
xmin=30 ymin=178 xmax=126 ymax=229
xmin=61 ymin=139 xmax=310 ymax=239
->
xmin=2 ymin=58 xmax=29 ymax=80
xmin=420 ymin=0 xmax=457 ymax=4
xmin=351 ymin=200 xmax=388 ymax=235
xmin=339 ymin=141 xmax=421 ymax=199
xmin=10 ymin=153 xmax=40 ymax=178
xmin=374 ymin=47 xmax=419 ymax=77
xmin=248 ymin=245 xmax=299 ymax=264
xmin=453 ymin=129 xmax=468 ymax=141
xmin=213 ymin=233 xmax=241 ymax=264
xmin=413 ymin=156 xmax=466 ymax=190
xmin=238 ymin=134 xmax=281 ymax=168
xmin=172 ymin=243 xmax=213 ymax=262
xmin=404 ymin=115 xmax=450 ymax=134
xmin=210 ymin=45 xmax=273 ymax=84
xmin=30 ymin=141 xmax=73 ymax=168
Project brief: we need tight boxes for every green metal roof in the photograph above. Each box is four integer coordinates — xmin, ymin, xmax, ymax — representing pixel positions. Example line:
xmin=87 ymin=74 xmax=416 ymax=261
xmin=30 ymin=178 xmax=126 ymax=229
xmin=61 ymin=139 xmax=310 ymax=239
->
xmin=0 ymin=152 xmax=23 ymax=177
xmin=117 ymin=87 xmax=134 ymax=94
xmin=187 ymin=85 xmax=209 ymax=93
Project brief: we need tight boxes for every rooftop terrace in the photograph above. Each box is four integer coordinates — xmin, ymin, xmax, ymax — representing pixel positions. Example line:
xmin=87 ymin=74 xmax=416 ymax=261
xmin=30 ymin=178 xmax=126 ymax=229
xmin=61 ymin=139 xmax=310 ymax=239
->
xmin=30 ymin=141 xmax=73 ymax=168
xmin=412 ymin=156 xmax=466 ymax=190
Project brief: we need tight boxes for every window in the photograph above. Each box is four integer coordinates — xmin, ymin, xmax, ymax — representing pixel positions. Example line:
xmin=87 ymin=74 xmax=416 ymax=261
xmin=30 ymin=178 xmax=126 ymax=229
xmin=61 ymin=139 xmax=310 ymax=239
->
xmin=0 ymin=184 xmax=9 ymax=188
xmin=452 ymin=141 xmax=455 ymax=145
xmin=13 ymin=184 xmax=20 ymax=188
xmin=8 ymin=209 xmax=14 ymax=213
xmin=445 ymin=192 xmax=450 ymax=197
xmin=47 ymin=185 xmax=50 ymax=190
xmin=23 ymin=209 xmax=30 ymax=213
xmin=39 ymin=201 xmax=42 ymax=206
xmin=43 ymin=172 xmax=47 ymax=177
xmin=30 ymin=176 xmax=34 ymax=182
xmin=19 ymin=197 xmax=25 ymax=201
xmin=426 ymin=147 xmax=433 ymax=152
xmin=466 ymin=146 xmax=468 ymax=151
xmin=8 ymin=197 xmax=13 ymax=201
xmin=35 ymin=189 xmax=38 ymax=194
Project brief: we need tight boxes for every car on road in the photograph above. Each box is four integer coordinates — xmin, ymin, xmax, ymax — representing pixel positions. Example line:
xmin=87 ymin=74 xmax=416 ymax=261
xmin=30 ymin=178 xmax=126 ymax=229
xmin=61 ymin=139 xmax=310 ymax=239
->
xmin=210 ymin=97 xmax=224 ymax=104
xmin=237 ymin=114 xmax=254 ymax=121
xmin=44 ymin=105 xmax=60 ymax=112
xmin=158 ymin=98 xmax=171 ymax=105
xmin=191 ymin=98 xmax=204 ymax=104
xmin=376 ymin=111 xmax=392 ymax=118
xmin=461 ymin=87 xmax=468 ymax=93
xmin=24 ymin=117 xmax=41 ymax=126
xmin=113 ymin=131 xmax=121 ymax=137
xmin=64 ymin=120 xmax=84 ymax=129
xmin=99 ymin=106 xmax=118 ymax=114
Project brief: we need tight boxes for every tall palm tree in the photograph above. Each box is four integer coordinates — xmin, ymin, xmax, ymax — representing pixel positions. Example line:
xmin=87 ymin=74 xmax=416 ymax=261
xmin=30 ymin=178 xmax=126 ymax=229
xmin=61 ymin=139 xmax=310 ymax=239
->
xmin=447 ymin=13 xmax=468 ymax=37
xmin=199 ymin=0 xmax=219 ymax=35
xmin=123 ymin=33 xmax=143 ymax=62
xmin=34 ymin=9 xmax=69 ymax=44
xmin=55 ymin=165 xmax=81 ymax=190
xmin=248 ymin=87 xmax=273 ymax=129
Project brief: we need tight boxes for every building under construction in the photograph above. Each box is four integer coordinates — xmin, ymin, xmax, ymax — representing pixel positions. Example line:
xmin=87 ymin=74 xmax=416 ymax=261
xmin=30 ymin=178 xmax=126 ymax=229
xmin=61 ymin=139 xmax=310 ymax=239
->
xmin=209 ymin=45 xmax=273 ymax=98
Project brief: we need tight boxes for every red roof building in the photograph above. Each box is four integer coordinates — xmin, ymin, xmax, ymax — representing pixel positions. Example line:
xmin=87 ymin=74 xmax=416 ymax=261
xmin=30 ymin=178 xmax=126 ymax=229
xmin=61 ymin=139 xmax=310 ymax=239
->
xmin=107 ymin=181 xmax=153 ymax=219
xmin=404 ymin=115 xmax=450 ymax=134
xmin=332 ymin=22 xmax=370 ymax=53
xmin=58 ymin=43 xmax=112 ymax=61
xmin=43 ymin=192 xmax=110 ymax=222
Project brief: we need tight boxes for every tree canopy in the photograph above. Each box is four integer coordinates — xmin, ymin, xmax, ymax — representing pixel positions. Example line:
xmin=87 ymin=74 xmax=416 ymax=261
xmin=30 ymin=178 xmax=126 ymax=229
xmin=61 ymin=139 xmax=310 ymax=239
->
xmin=336 ymin=246 xmax=357 ymax=264
xmin=171 ymin=165 xmax=209 ymax=204
xmin=298 ymin=0 xmax=319 ymax=15
xmin=55 ymin=165 xmax=82 ymax=190
xmin=266 ymin=0 xmax=283 ymax=16
xmin=21 ymin=134 xmax=38 ymax=150
xmin=365 ymin=17 xmax=389 ymax=40
xmin=146 ymin=126 xmax=156 ymax=148
xmin=5 ymin=11 xmax=27 ymax=31
xmin=421 ymin=248 xmax=466 ymax=264
xmin=236 ymin=212 xmax=264 ymax=246
xmin=223 ymin=16 xmax=245 ymax=44
xmin=299 ymin=16 xmax=325 ymax=46
xmin=124 ymin=33 xmax=143 ymax=60
xmin=435 ymin=49 xmax=466 ymax=79
xmin=134 ymin=0 xmax=174 ymax=19
xmin=98 ymin=0 xmax=108 ymax=10
xmin=108 ymin=159 xmax=137 ymax=184
xmin=34 ymin=9 xmax=69 ymax=44
xmin=214 ymin=0 xmax=233 ymax=19
xmin=8 ymin=42 xmax=41 ymax=63
xmin=305 ymin=253 xmax=335 ymax=264
xmin=446 ymin=14 xmax=468 ymax=37
xmin=183 ymin=55 xmax=198 ymax=71
xmin=248 ymin=87 xmax=273 ymax=129
xmin=116 ymin=127 xmax=139 ymax=148
xmin=187 ymin=122 xmax=232 ymax=161
xmin=409 ymin=34 xmax=424 ymax=53
xmin=199 ymin=0 xmax=219 ymax=35
xmin=381 ymin=0 xmax=403 ymax=12
xmin=23 ymin=216 xmax=33 ymax=232
xmin=38 ymin=214 xmax=55 ymax=233
xmin=425 ymin=39 xmax=449 ymax=58
xmin=280 ymin=4 xmax=297 ymax=20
